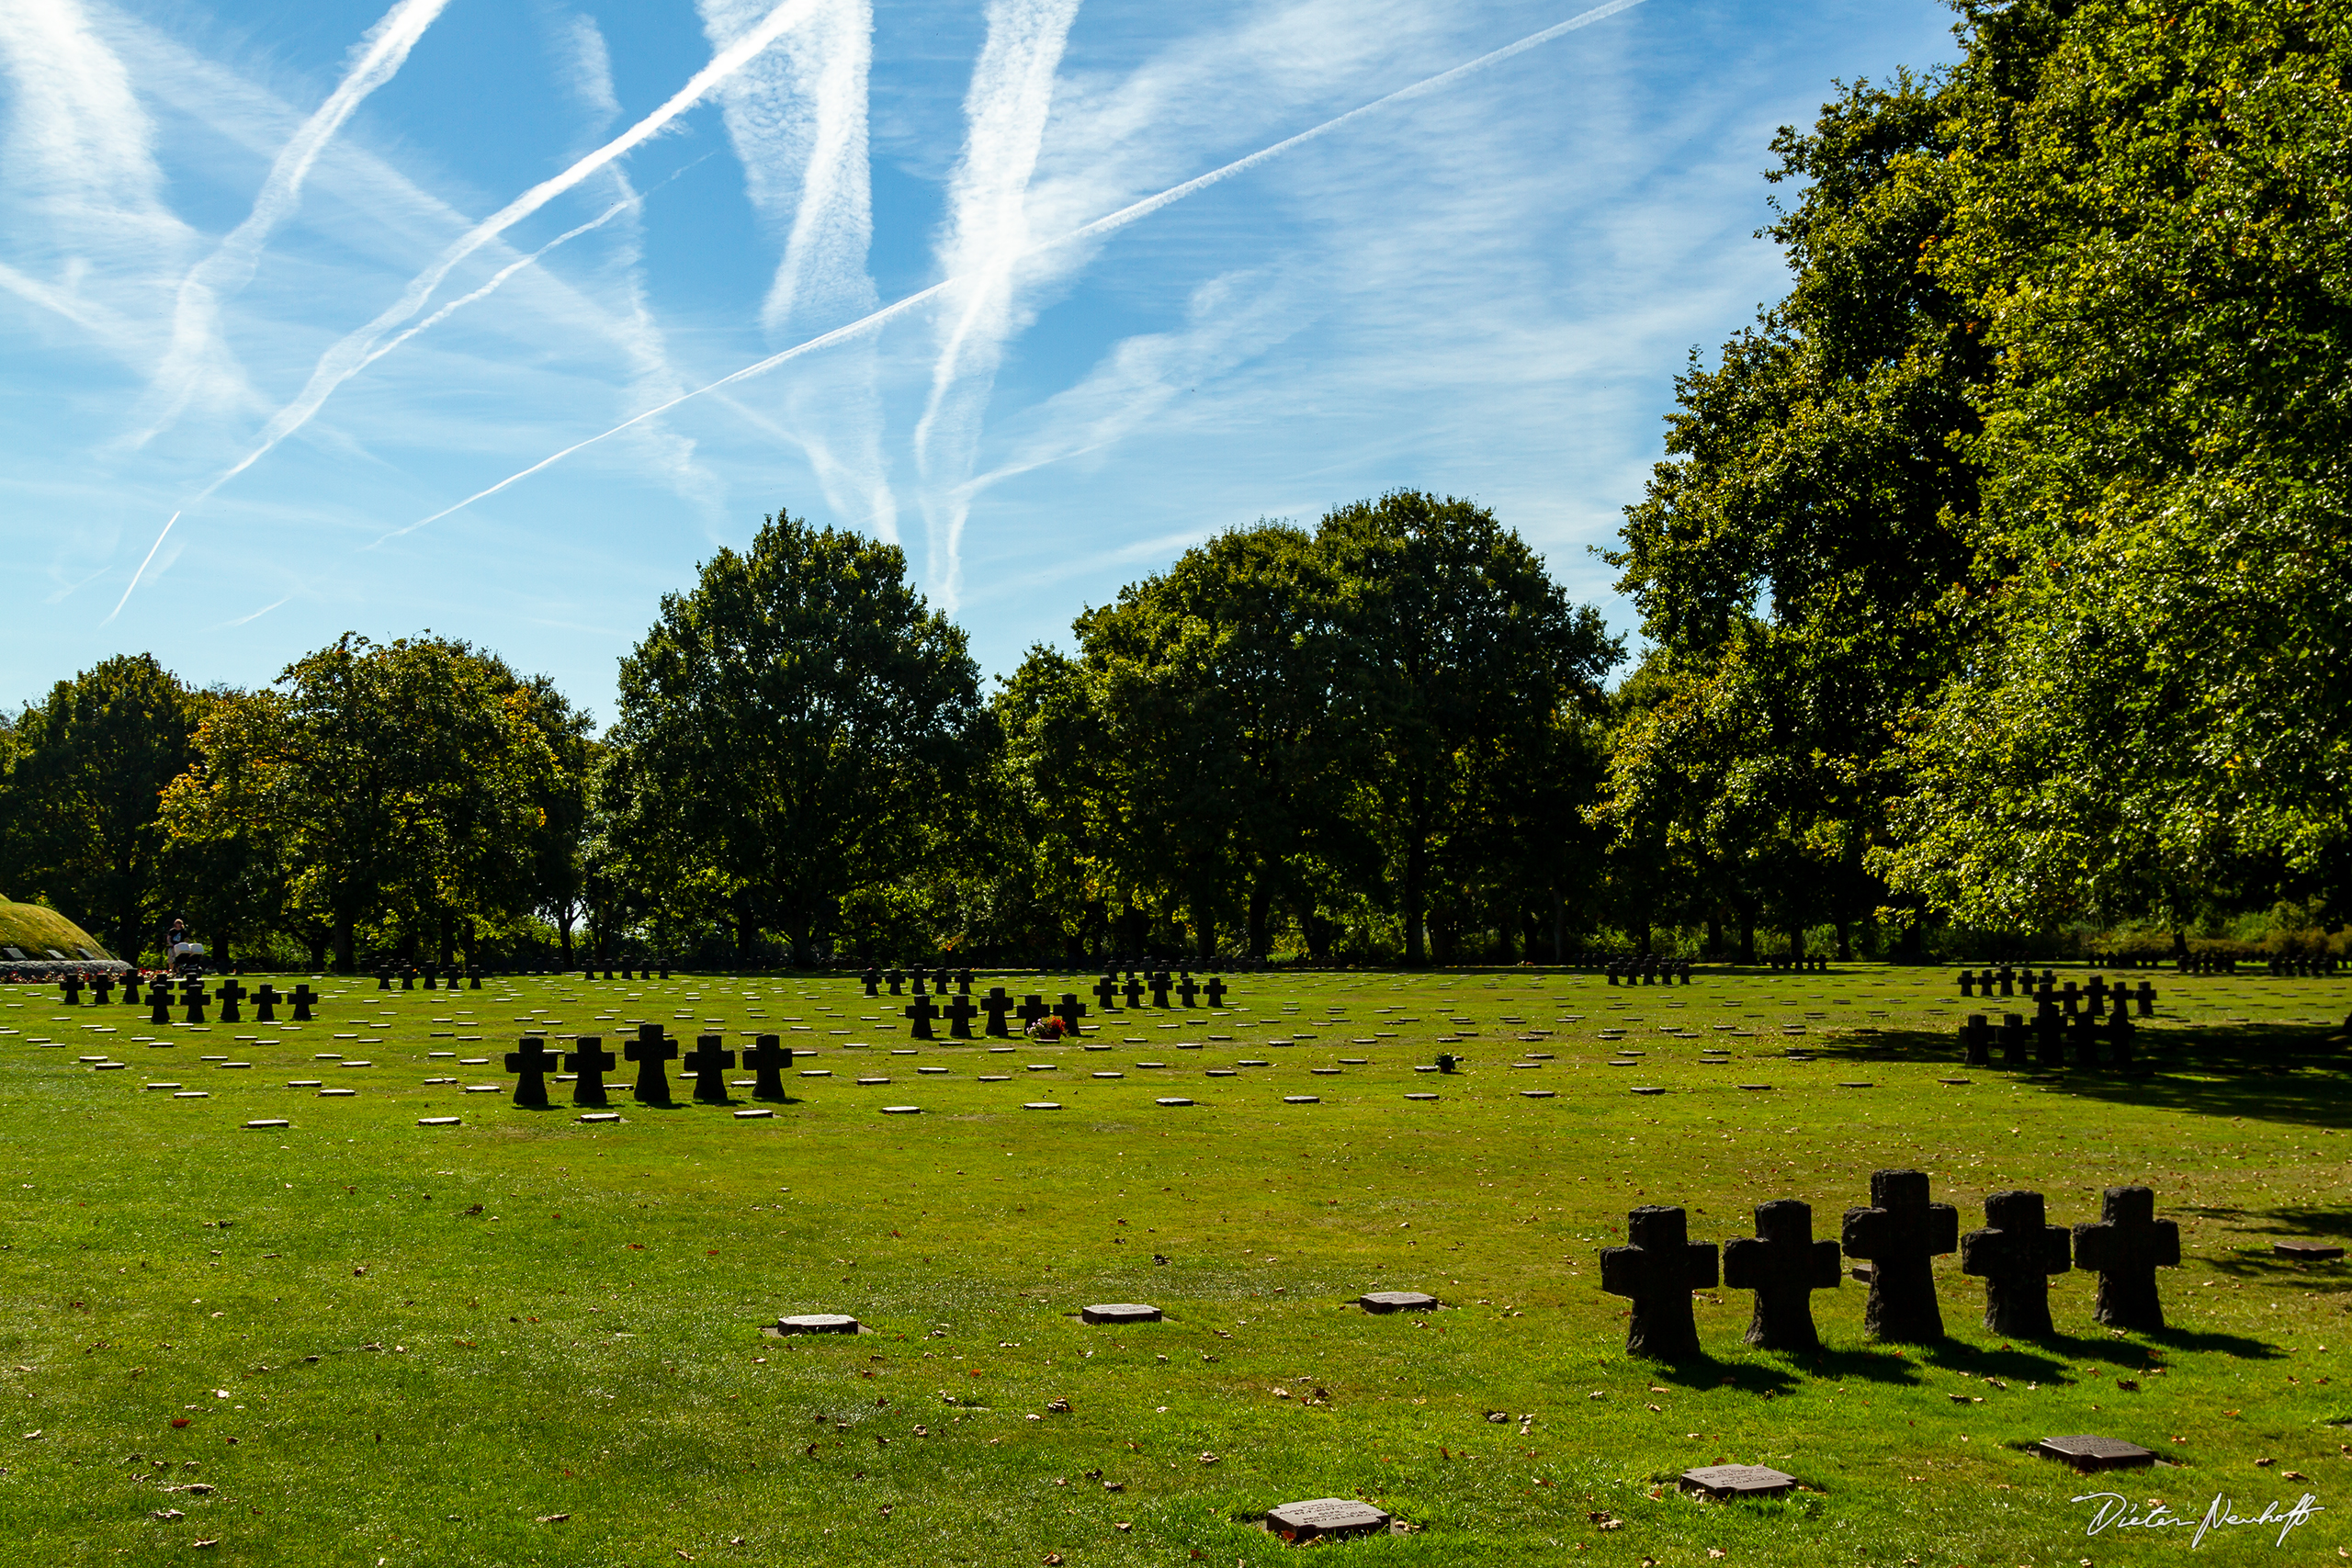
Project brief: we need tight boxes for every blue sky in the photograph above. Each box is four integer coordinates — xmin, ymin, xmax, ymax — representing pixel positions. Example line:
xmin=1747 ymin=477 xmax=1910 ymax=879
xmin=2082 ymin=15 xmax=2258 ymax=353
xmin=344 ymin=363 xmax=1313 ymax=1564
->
xmin=2 ymin=0 xmax=1961 ymax=722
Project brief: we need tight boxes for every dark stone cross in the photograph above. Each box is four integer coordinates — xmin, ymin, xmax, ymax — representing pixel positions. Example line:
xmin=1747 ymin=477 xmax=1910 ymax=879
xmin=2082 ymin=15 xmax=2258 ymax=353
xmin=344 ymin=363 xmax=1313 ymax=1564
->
xmin=743 ymin=1035 xmax=792 ymax=1101
xmin=910 ymin=970 xmax=930 ymax=996
xmin=423 ymin=966 xmax=438 ymax=990
xmin=2133 ymin=981 xmax=2156 ymax=1017
xmin=861 ymin=968 xmax=880 ymax=997
xmin=181 ymin=978 xmax=210 ymax=1025
xmin=469 ymin=968 xmax=482 ymax=989
xmin=1176 ymin=974 xmax=1200 ymax=1010
xmin=1997 ymin=1012 xmax=2028 ymax=1068
xmin=1961 ymin=1189 xmax=2072 ymax=1336
xmin=1722 ymin=1198 xmax=1840 ymax=1352
xmin=253 ymin=984 xmax=279 ymax=1022
xmin=1053 ymin=994 xmax=1089 ymax=1034
xmin=379 ymin=970 xmax=394 ymax=989
xmin=92 ymin=976 xmax=115 ymax=1005
xmin=1204 ymin=976 xmax=1228 ymax=1009
xmin=1996 ymin=966 xmax=2016 ymax=998
xmin=1961 ymin=1014 xmax=1991 ymax=1066
xmin=943 ymin=993 xmax=978 ymax=1040
xmin=566 ymin=1036 xmax=616 ymax=1108
xmin=582 ymin=966 xmax=595 ymax=984
xmin=120 ymin=976 xmax=141 ymax=1009
xmin=60 ymin=976 xmax=84 ymax=1006
xmin=1092 ymin=974 xmax=1120 ymax=1013
xmin=1959 ymin=970 xmax=1977 ymax=998
xmin=216 ymin=976 xmax=246 ymax=1024
xmin=2070 ymin=1008 xmax=2104 ymax=1069
xmin=505 ymin=1036 xmax=560 ymax=1109
xmin=684 ymin=1035 xmax=736 ymax=1103
xmin=903 ymin=993 xmax=940 ymax=1041
xmin=981 ymin=987 xmax=1015 ymax=1037
xmin=2033 ymin=999 xmax=2065 ymax=1068
xmin=626 ymin=1024 xmax=679 ymax=1106
xmin=1122 ymin=974 xmax=1145 ymax=1010
xmin=401 ymin=968 xmax=414 ymax=989
xmin=2106 ymin=1007 xmax=2136 ymax=1071
xmin=885 ymin=968 xmax=905 ymax=996
xmin=2086 ymin=976 xmax=2110 ymax=1016
xmin=147 ymin=978 xmax=174 ymax=1026
xmin=1841 ymin=1168 xmax=1959 ymax=1342
xmin=1148 ymin=972 xmax=1171 ymax=1008
xmin=1599 ymin=1204 xmax=1719 ymax=1359
xmin=954 ymin=968 xmax=974 ymax=994
xmin=2072 ymin=1185 xmax=2178 ymax=1332
xmin=1013 ymin=993 xmax=1052 ymax=1032
xmin=288 ymin=984 xmax=318 ymax=1022
xmin=618 ymin=962 xmax=633 ymax=982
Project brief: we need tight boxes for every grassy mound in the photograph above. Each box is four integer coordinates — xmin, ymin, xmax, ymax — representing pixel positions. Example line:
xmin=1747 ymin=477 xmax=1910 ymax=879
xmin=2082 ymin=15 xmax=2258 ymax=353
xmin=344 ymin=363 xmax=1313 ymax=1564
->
xmin=0 ymin=897 xmax=113 ymax=961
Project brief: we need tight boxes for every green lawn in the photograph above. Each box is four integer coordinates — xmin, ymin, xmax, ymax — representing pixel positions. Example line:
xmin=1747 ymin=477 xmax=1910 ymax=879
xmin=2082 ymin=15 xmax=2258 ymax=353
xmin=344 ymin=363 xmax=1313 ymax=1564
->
xmin=1 ymin=964 xmax=2346 ymax=1566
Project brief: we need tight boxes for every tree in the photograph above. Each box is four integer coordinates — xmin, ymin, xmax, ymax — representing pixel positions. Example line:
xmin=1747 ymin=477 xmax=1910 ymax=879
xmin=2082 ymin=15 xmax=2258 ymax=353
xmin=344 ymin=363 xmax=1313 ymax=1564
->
xmin=1604 ymin=68 xmax=1984 ymax=956
xmin=609 ymin=510 xmax=981 ymax=963
xmin=1321 ymin=491 xmax=1621 ymax=964
xmin=0 ymin=654 xmax=198 ymax=960
xmin=1878 ymin=0 xmax=2352 ymax=936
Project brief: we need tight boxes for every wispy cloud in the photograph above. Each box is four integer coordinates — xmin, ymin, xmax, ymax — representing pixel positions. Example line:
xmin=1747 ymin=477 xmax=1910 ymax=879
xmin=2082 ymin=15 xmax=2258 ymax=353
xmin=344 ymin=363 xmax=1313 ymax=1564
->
xmin=127 ymin=0 xmax=454 ymax=449
xmin=913 ymin=0 xmax=1084 ymax=612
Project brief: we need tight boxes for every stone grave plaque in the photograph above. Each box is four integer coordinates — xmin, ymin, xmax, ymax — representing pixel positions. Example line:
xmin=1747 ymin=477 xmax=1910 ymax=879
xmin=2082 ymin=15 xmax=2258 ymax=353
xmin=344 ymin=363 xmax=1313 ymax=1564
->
xmin=1266 ymin=1498 xmax=1389 ymax=1541
xmin=1080 ymin=1303 xmax=1161 ymax=1325
xmin=1679 ymin=1464 xmax=1797 ymax=1500
xmin=418 ymin=1116 xmax=460 ymax=1127
xmin=1023 ymin=1101 xmax=1061 ymax=1110
xmin=1155 ymin=1097 xmax=1193 ymax=1107
xmin=2035 ymin=1435 xmax=2155 ymax=1472
xmin=1359 ymin=1291 xmax=1437 ymax=1314
xmin=244 ymin=1119 xmax=289 ymax=1129
xmin=1404 ymin=1091 xmax=1439 ymax=1100
xmin=2275 ymin=1240 xmax=2346 ymax=1261
xmin=777 ymin=1314 xmax=860 ymax=1334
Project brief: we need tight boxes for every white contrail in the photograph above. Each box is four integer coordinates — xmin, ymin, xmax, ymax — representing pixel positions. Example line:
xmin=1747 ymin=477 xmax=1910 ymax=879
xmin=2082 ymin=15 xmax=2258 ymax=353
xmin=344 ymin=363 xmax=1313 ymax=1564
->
xmin=130 ymin=0 xmax=453 ymax=448
xmin=194 ymin=0 xmax=826 ymax=501
xmin=914 ymin=0 xmax=1083 ymax=612
xmin=101 ymin=511 xmax=178 ymax=626
xmin=385 ymin=0 xmax=1653 ymax=542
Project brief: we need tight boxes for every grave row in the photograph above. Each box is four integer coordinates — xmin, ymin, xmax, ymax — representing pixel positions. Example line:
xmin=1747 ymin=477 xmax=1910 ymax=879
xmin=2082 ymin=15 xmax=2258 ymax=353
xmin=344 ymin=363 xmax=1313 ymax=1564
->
xmin=1957 ymin=1002 xmax=2145 ymax=1072
xmin=1956 ymin=969 xmax=2160 ymax=1014
xmin=53 ymin=974 xmax=319 ymax=1024
xmin=1602 ymin=1173 xmax=2179 ymax=1359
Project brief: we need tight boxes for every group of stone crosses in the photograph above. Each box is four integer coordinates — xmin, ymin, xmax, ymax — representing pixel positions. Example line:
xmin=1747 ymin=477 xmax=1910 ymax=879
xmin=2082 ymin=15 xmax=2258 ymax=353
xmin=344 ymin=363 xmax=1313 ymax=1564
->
xmin=1599 ymin=1172 xmax=2190 ymax=1490
xmin=375 ymin=964 xmax=486 ymax=991
xmin=1606 ymin=957 xmax=1691 ymax=986
xmin=1955 ymin=971 xmax=2157 ymax=1072
xmin=1600 ymin=1170 xmax=2179 ymax=1357
xmin=497 ymin=1023 xmax=797 ymax=1111
xmin=54 ymin=973 xmax=320 ymax=1025
xmin=865 ymin=967 xmax=1231 ymax=1041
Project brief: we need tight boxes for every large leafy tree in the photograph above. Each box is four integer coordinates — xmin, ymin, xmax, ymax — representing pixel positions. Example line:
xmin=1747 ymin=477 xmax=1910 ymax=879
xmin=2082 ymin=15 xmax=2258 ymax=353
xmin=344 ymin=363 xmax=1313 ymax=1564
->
xmin=1322 ymin=491 xmax=1620 ymax=964
xmin=162 ymin=635 xmax=560 ymax=971
xmin=0 ymin=654 xmax=199 ymax=960
xmin=609 ymin=510 xmax=981 ymax=962
xmin=1880 ymin=0 xmax=2352 ymax=935
xmin=1605 ymin=68 xmax=1984 ymax=954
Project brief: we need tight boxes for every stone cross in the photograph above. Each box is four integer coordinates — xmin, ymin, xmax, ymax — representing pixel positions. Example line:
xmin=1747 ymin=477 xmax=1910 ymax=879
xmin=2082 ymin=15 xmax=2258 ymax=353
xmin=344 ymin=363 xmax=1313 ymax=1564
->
xmin=1204 ymin=976 xmax=1228 ymax=1008
xmin=1959 ymin=970 xmax=1976 ymax=998
xmin=903 ymin=993 xmax=940 ymax=1041
xmin=423 ymin=965 xmax=439 ymax=990
xmin=981 ymin=987 xmax=1015 ymax=1037
xmin=505 ymin=1036 xmax=560 ymax=1110
xmin=910 ymin=970 xmax=930 ymax=997
xmin=1176 ymin=974 xmax=1200 ymax=1010
xmin=1016 ymin=994 xmax=1053 ymax=1032
xmin=2106 ymin=1007 xmax=2136 ymax=1071
xmin=684 ymin=1035 xmax=736 ymax=1103
xmin=1961 ymin=1015 xmax=1991 ymax=1066
xmin=60 ymin=976 xmax=84 ymax=1006
xmin=2086 ymin=975 xmax=2110 ymax=1015
xmin=2033 ymin=1000 xmax=2065 ymax=1068
xmin=216 ymin=976 xmax=247 ymax=1024
xmin=92 ymin=976 xmax=115 ymax=1006
xmin=885 ymin=968 xmax=904 ymax=995
xmin=1599 ymin=1204 xmax=1718 ymax=1359
xmin=2072 ymin=1185 xmax=2178 ymax=1331
xmin=954 ymin=968 xmax=974 ymax=994
xmin=1148 ymin=972 xmax=1171 ymax=1008
xmin=2070 ymin=1008 xmax=2102 ymax=1069
xmin=1092 ymin=974 xmax=1120 ymax=1013
xmin=289 ymin=984 xmax=318 ymax=1021
xmin=943 ymin=993 xmax=978 ymax=1040
xmin=626 ymin=1024 xmax=679 ymax=1106
xmin=1052 ymin=994 xmax=1090 ymax=1034
xmin=379 ymin=969 xmax=394 ymax=989
xmin=566 ymin=1036 xmax=616 ymax=1107
xmin=743 ymin=1035 xmax=792 ymax=1100
xmin=123 ymin=976 xmax=144 ymax=1009
xmin=181 ymin=978 xmax=210 ymax=1025
xmin=1960 ymin=1189 xmax=2071 ymax=1336
xmin=400 ymin=968 xmax=414 ymax=989
xmin=1122 ymin=974 xmax=1145 ymax=1010
xmin=1997 ymin=1012 xmax=2028 ymax=1068
xmin=861 ymin=968 xmax=880 ymax=997
xmin=1722 ymin=1199 xmax=1840 ymax=1351
xmin=147 ymin=978 xmax=174 ymax=1026
xmin=253 ymin=984 xmax=279 ymax=1022
xmin=1841 ymin=1168 xmax=1958 ymax=1342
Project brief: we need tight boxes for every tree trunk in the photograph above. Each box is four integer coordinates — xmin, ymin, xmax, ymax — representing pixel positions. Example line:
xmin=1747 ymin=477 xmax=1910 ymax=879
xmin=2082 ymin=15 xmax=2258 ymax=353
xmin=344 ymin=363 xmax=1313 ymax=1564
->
xmin=334 ymin=910 xmax=356 ymax=973
xmin=1705 ymin=909 xmax=1724 ymax=959
xmin=1403 ymin=777 xmax=1428 ymax=965
xmin=1247 ymin=874 xmax=1272 ymax=960
xmin=306 ymin=930 xmax=328 ymax=972
xmin=557 ymin=909 xmax=574 ymax=965
xmin=1738 ymin=911 xmax=1756 ymax=964
xmin=1836 ymin=920 xmax=1852 ymax=961
xmin=1789 ymin=925 xmax=1806 ymax=964
xmin=1552 ymin=886 xmax=1566 ymax=964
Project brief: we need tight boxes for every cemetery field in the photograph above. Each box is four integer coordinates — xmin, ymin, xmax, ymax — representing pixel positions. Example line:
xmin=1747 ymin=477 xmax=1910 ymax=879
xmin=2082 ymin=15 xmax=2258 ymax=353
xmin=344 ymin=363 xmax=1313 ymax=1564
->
xmin=2 ymin=966 xmax=2348 ymax=1568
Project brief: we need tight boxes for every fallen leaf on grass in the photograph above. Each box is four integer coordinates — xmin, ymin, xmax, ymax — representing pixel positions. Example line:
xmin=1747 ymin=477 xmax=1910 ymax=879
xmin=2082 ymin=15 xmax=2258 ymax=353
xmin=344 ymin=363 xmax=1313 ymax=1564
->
xmin=1044 ymin=1555 xmax=1064 ymax=1565
xmin=152 ymin=1510 xmax=184 ymax=1521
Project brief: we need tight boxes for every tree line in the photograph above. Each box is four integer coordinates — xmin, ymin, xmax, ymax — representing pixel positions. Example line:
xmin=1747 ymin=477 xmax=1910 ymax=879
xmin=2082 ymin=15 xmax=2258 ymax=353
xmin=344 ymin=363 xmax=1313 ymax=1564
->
xmin=4 ymin=1 xmax=2343 ymax=969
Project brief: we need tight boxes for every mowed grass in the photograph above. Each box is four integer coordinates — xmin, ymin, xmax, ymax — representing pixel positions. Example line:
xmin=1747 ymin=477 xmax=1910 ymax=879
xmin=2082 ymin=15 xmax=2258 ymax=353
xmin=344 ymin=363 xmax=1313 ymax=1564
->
xmin=1 ymin=964 xmax=2347 ymax=1567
